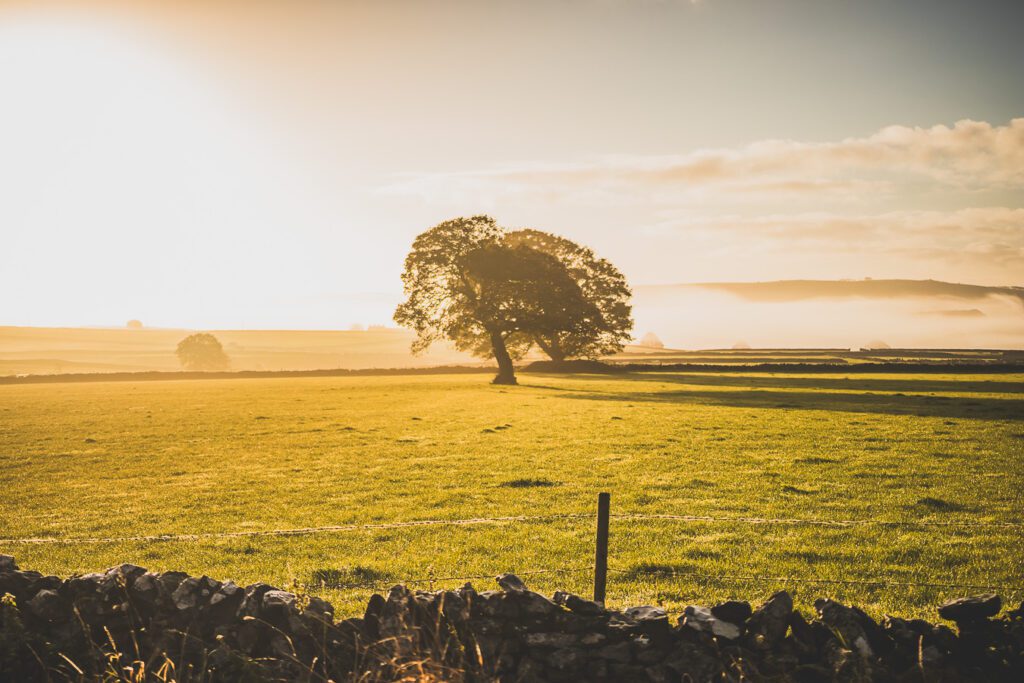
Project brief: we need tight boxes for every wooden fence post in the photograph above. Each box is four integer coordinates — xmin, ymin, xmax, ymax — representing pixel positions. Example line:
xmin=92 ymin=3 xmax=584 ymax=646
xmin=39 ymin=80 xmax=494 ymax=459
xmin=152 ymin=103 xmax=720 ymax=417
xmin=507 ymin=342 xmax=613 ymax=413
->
xmin=594 ymin=492 xmax=610 ymax=604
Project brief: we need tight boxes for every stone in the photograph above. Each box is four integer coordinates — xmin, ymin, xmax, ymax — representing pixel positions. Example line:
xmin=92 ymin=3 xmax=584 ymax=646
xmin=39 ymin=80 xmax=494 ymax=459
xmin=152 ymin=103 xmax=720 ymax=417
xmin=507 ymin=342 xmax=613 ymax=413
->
xmin=608 ymin=663 xmax=652 ymax=682
xmin=663 ymin=642 xmax=725 ymax=681
xmin=746 ymin=591 xmax=793 ymax=647
xmin=364 ymin=592 xmax=386 ymax=621
xmin=516 ymin=590 xmax=559 ymax=617
xmin=682 ymin=605 xmax=742 ymax=640
xmin=623 ymin=605 xmax=667 ymax=623
xmin=130 ymin=572 xmax=159 ymax=598
xmin=171 ymin=577 xmax=202 ymax=610
xmin=496 ymin=573 xmax=528 ymax=593
xmin=595 ymin=640 xmax=633 ymax=663
xmin=815 ymin=599 xmax=874 ymax=658
xmin=0 ymin=555 xmax=19 ymax=571
xmin=27 ymin=588 xmax=64 ymax=622
xmin=788 ymin=610 xmax=818 ymax=656
xmin=439 ymin=590 xmax=469 ymax=623
xmin=4 ymin=559 xmax=1024 ymax=682
xmin=236 ymin=621 xmax=262 ymax=654
xmin=105 ymin=563 xmax=146 ymax=588
xmin=645 ymin=664 xmax=674 ymax=683
xmin=210 ymin=581 xmax=240 ymax=606
xmin=711 ymin=600 xmax=752 ymax=625
xmin=553 ymin=591 xmax=603 ymax=616
xmin=586 ymin=658 xmax=609 ymax=679
xmin=633 ymin=634 xmax=666 ymax=665
xmin=67 ymin=572 xmax=105 ymax=596
xmin=938 ymin=594 xmax=1001 ymax=623
xmin=303 ymin=596 xmax=333 ymax=622
xmin=237 ymin=583 xmax=276 ymax=619
xmin=263 ymin=590 xmax=297 ymax=610
xmin=525 ymin=632 xmax=580 ymax=648
xmin=622 ymin=605 xmax=670 ymax=637
xmin=157 ymin=571 xmax=190 ymax=598
xmin=541 ymin=647 xmax=585 ymax=672
xmin=478 ymin=591 xmax=519 ymax=619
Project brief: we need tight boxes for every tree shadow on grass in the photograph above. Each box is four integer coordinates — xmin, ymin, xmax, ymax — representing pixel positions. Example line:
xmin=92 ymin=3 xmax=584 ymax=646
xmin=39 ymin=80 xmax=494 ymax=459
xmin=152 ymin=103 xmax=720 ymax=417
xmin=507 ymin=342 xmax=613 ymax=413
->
xmin=532 ymin=372 xmax=1024 ymax=396
xmin=526 ymin=378 xmax=1024 ymax=421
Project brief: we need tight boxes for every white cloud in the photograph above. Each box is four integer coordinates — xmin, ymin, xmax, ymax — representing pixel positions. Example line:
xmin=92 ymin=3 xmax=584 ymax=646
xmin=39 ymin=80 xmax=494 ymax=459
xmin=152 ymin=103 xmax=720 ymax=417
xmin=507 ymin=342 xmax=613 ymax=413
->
xmin=385 ymin=118 xmax=1024 ymax=204
xmin=637 ymin=207 xmax=1024 ymax=285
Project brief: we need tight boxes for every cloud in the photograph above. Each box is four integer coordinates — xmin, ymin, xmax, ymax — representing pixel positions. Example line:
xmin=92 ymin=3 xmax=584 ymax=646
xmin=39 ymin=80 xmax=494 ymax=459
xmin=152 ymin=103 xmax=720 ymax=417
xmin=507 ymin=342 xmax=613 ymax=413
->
xmin=638 ymin=207 xmax=1024 ymax=285
xmin=380 ymin=118 xmax=1024 ymax=286
xmin=385 ymin=118 xmax=1024 ymax=203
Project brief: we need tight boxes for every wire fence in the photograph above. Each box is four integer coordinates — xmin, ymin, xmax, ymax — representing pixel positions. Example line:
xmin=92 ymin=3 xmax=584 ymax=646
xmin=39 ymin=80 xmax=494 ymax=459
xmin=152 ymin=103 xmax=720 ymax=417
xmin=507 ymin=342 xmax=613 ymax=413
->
xmin=3 ymin=511 xmax=1021 ymax=546
xmin=3 ymin=507 xmax=1021 ymax=598
xmin=0 ymin=513 xmax=592 ymax=545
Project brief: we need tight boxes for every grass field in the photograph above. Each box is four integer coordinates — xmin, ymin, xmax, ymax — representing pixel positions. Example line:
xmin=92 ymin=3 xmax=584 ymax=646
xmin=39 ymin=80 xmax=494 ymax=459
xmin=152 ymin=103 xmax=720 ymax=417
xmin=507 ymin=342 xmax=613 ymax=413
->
xmin=1 ymin=370 xmax=1022 ymax=620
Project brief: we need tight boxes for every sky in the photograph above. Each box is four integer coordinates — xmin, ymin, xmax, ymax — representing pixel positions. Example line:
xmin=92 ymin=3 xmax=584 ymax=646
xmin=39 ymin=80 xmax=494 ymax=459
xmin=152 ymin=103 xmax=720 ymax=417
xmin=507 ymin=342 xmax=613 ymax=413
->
xmin=1 ymin=0 xmax=1022 ymax=331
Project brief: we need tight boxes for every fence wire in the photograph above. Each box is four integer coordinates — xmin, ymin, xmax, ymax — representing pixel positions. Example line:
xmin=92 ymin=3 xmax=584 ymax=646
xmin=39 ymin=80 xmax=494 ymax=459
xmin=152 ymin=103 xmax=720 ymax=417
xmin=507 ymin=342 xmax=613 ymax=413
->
xmin=3 ymin=511 xmax=1021 ymax=597
xmin=611 ymin=513 xmax=1024 ymax=529
xmin=606 ymin=567 xmax=1018 ymax=593
xmin=308 ymin=567 xmax=592 ymax=593
xmin=0 ymin=513 xmax=591 ymax=545
xmin=2 ymin=510 xmax=1020 ymax=545
xmin=302 ymin=566 xmax=1018 ymax=596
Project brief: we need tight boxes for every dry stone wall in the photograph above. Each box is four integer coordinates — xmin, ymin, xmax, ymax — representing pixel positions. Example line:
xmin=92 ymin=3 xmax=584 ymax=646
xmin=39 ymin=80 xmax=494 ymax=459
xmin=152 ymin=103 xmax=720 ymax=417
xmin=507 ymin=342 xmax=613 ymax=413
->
xmin=1 ymin=555 xmax=1022 ymax=682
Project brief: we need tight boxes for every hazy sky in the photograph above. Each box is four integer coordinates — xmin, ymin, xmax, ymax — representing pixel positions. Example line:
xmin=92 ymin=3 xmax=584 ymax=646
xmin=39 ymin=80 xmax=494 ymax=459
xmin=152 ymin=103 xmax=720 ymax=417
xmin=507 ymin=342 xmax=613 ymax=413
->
xmin=1 ymin=0 xmax=1022 ymax=328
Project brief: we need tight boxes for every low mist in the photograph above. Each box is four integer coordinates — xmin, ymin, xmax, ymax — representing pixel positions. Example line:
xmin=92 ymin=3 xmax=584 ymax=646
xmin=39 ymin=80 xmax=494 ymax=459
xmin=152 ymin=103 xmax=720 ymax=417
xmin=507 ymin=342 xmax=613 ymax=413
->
xmin=633 ymin=286 xmax=1024 ymax=350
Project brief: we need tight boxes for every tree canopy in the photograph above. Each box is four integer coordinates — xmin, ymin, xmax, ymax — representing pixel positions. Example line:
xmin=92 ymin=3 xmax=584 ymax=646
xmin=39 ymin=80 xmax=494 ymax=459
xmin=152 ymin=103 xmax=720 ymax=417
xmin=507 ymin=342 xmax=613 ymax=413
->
xmin=505 ymin=229 xmax=633 ymax=362
xmin=393 ymin=216 xmax=633 ymax=384
xmin=176 ymin=333 xmax=230 ymax=372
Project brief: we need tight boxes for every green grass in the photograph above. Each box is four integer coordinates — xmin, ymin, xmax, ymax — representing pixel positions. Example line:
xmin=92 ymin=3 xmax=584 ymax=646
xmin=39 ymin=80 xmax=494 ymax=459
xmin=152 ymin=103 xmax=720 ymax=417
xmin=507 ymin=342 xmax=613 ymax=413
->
xmin=1 ymin=371 xmax=1022 ymax=619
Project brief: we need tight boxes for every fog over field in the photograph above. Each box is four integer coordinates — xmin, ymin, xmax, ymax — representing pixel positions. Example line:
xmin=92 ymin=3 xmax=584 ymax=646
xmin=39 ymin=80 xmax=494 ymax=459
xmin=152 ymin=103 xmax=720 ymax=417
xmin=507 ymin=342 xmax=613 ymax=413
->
xmin=633 ymin=280 xmax=1024 ymax=350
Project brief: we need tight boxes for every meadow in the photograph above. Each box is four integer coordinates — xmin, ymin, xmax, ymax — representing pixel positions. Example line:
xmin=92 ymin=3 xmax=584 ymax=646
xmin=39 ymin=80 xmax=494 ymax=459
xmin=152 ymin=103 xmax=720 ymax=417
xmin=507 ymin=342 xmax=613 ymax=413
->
xmin=1 ymin=369 xmax=1022 ymax=620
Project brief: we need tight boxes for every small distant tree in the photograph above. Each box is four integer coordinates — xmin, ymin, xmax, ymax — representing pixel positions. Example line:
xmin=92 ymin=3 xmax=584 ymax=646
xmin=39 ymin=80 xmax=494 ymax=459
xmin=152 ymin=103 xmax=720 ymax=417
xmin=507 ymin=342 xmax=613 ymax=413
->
xmin=176 ymin=333 xmax=230 ymax=371
xmin=639 ymin=332 xmax=664 ymax=349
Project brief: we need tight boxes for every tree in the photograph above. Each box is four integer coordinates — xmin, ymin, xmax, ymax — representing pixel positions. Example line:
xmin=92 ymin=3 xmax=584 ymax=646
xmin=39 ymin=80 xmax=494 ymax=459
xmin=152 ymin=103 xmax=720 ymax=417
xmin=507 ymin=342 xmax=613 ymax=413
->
xmin=504 ymin=229 xmax=633 ymax=361
xmin=394 ymin=216 xmax=600 ymax=385
xmin=639 ymin=332 xmax=664 ymax=349
xmin=176 ymin=333 xmax=230 ymax=371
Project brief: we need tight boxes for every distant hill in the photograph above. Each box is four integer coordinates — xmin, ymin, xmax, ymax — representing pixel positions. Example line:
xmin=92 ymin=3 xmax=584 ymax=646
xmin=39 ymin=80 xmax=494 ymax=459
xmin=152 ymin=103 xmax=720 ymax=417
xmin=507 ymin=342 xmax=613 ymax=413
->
xmin=638 ymin=279 xmax=1024 ymax=304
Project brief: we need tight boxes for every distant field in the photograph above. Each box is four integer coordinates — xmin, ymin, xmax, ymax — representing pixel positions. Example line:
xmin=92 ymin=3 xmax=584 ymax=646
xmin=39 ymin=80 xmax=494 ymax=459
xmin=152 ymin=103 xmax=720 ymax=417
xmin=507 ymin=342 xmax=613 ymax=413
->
xmin=0 ymin=326 xmax=477 ymax=375
xmin=2 ymin=370 xmax=1021 ymax=619
xmin=3 ymin=326 xmax=1021 ymax=377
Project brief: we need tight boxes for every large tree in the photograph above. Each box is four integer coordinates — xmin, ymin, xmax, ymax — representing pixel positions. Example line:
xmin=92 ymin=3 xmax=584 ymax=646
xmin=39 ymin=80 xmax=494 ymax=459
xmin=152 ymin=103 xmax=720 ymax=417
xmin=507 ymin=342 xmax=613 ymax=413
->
xmin=504 ymin=229 xmax=633 ymax=362
xmin=394 ymin=216 xmax=597 ymax=384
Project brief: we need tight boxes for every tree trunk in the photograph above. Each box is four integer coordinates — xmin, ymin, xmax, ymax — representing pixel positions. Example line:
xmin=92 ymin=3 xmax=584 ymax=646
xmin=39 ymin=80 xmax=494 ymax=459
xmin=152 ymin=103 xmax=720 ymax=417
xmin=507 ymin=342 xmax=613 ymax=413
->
xmin=535 ymin=336 xmax=566 ymax=363
xmin=489 ymin=330 xmax=517 ymax=385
